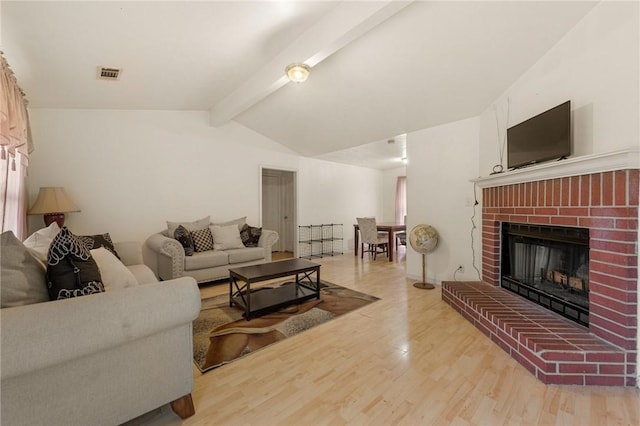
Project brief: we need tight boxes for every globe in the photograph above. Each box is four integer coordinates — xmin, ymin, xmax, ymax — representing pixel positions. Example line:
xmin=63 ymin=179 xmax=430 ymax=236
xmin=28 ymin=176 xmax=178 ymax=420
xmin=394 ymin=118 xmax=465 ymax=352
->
xmin=409 ymin=224 xmax=440 ymax=290
xmin=409 ymin=224 xmax=439 ymax=254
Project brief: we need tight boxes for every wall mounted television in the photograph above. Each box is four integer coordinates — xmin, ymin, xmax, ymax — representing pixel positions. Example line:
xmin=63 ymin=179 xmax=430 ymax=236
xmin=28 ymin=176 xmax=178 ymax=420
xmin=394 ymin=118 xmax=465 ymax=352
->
xmin=507 ymin=100 xmax=571 ymax=170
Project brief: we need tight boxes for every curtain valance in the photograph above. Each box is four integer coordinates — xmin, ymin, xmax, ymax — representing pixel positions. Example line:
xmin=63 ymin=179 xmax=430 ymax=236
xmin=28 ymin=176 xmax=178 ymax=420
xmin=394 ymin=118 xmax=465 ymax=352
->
xmin=1 ymin=52 xmax=33 ymax=159
xmin=1 ymin=52 xmax=32 ymax=239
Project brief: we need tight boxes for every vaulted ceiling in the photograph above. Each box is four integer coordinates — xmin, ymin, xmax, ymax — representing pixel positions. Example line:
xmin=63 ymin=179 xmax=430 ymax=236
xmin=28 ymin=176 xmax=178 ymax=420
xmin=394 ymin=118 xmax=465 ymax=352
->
xmin=1 ymin=1 xmax=598 ymax=168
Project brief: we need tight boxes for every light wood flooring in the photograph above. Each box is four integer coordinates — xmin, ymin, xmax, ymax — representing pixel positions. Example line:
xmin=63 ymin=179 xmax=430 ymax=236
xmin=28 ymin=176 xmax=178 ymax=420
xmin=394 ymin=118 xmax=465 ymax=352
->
xmin=272 ymin=251 xmax=295 ymax=261
xmin=137 ymin=249 xmax=640 ymax=425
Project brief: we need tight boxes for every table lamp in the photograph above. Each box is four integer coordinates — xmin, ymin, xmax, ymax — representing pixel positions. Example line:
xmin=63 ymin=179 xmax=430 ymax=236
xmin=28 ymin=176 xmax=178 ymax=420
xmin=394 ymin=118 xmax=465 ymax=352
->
xmin=28 ymin=187 xmax=80 ymax=227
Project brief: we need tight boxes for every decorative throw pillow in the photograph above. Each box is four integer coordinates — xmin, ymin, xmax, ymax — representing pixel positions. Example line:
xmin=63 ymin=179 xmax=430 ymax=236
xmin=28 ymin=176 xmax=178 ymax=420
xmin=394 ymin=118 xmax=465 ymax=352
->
xmin=91 ymin=247 xmax=138 ymax=291
xmin=240 ymin=224 xmax=262 ymax=247
xmin=46 ymin=227 xmax=105 ymax=300
xmin=174 ymin=225 xmax=194 ymax=256
xmin=190 ymin=227 xmax=214 ymax=252
xmin=212 ymin=216 xmax=246 ymax=231
xmin=167 ymin=216 xmax=211 ymax=238
xmin=79 ymin=233 xmax=120 ymax=258
xmin=210 ymin=224 xmax=245 ymax=250
xmin=22 ymin=222 xmax=61 ymax=264
xmin=1 ymin=231 xmax=49 ymax=308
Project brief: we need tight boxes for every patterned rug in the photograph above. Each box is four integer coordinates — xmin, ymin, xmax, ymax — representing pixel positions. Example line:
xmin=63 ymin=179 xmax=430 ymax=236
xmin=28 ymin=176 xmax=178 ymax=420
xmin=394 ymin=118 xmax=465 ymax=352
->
xmin=193 ymin=280 xmax=379 ymax=373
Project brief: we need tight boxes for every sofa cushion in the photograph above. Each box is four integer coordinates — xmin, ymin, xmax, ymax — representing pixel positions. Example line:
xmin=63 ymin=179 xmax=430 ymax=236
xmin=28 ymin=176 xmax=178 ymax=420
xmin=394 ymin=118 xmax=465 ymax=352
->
xmin=190 ymin=227 xmax=214 ymax=252
xmin=167 ymin=215 xmax=210 ymax=238
xmin=240 ymin=224 xmax=262 ymax=247
xmin=91 ymin=247 xmax=138 ymax=291
xmin=46 ymin=227 xmax=105 ymax=300
xmin=210 ymin=224 xmax=245 ymax=250
xmin=1 ymin=230 xmax=49 ymax=308
xmin=227 ymin=247 xmax=265 ymax=264
xmin=22 ymin=222 xmax=61 ymax=264
xmin=126 ymin=264 xmax=158 ymax=285
xmin=174 ymin=225 xmax=194 ymax=256
xmin=113 ymin=241 xmax=144 ymax=266
xmin=212 ymin=216 xmax=246 ymax=231
xmin=79 ymin=233 xmax=120 ymax=258
xmin=184 ymin=249 xmax=229 ymax=270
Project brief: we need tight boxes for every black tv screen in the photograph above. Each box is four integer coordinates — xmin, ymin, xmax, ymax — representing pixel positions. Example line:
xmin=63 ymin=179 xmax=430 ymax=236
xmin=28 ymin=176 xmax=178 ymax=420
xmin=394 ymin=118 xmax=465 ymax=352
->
xmin=507 ymin=101 xmax=571 ymax=169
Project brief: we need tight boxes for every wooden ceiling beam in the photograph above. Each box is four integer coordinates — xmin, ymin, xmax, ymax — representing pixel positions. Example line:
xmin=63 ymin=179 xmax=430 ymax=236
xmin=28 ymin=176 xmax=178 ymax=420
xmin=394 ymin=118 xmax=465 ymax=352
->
xmin=209 ymin=1 xmax=413 ymax=127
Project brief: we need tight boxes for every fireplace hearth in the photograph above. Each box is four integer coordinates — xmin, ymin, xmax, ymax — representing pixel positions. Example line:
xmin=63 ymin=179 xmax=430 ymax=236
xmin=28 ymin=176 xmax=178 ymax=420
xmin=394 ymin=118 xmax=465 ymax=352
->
xmin=501 ymin=223 xmax=590 ymax=326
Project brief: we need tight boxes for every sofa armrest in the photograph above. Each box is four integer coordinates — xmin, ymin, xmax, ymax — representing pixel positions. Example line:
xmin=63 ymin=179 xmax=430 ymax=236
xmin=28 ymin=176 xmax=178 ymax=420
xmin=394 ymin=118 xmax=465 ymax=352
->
xmin=0 ymin=277 xmax=200 ymax=381
xmin=146 ymin=232 xmax=185 ymax=280
xmin=258 ymin=229 xmax=279 ymax=262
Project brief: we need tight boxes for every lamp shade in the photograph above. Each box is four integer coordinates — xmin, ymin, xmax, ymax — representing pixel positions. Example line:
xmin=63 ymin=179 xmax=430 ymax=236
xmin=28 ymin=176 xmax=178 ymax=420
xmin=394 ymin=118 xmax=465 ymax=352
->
xmin=28 ymin=187 xmax=80 ymax=215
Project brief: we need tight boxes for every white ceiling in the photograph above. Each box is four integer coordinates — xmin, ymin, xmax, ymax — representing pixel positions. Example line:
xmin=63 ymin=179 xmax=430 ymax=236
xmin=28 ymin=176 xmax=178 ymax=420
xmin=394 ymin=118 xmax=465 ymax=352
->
xmin=1 ymin=1 xmax=598 ymax=169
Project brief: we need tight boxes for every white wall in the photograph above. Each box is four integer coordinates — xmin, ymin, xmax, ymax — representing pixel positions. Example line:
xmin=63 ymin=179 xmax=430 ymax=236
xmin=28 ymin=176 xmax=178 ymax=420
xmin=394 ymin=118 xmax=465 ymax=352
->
xmin=405 ymin=116 xmax=480 ymax=283
xmin=297 ymin=156 xmax=382 ymax=251
xmin=26 ymin=109 xmax=382 ymax=256
xmin=479 ymin=0 xmax=640 ymax=176
xmin=381 ymin=166 xmax=406 ymax=222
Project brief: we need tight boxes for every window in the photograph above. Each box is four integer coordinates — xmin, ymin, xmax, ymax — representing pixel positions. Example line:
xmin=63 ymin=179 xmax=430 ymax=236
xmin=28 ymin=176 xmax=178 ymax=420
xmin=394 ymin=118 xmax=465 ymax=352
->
xmin=395 ymin=176 xmax=406 ymax=224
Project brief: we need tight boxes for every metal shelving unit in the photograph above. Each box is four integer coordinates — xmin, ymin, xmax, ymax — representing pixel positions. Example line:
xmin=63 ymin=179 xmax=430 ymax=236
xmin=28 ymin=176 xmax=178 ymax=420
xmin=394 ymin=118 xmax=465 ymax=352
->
xmin=298 ymin=224 xmax=343 ymax=259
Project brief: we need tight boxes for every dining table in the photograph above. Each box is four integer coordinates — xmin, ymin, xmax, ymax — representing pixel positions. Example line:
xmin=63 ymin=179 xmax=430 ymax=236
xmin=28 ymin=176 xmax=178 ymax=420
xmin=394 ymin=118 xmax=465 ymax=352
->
xmin=353 ymin=222 xmax=406 ymax=262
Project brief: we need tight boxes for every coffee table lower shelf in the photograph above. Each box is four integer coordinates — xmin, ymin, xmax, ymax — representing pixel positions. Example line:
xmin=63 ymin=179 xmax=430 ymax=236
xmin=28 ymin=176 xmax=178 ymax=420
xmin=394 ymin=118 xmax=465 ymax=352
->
xmin=229 ymin=258 xmax=321 ymax=320
xmin=231 ymin=284 xmax=317 ymax=319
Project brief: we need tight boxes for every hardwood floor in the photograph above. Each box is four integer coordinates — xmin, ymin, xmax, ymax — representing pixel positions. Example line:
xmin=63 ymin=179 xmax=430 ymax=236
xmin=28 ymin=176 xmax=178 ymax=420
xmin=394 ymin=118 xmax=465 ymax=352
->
xmin=271 ymin=251 xmax=294 ymax=261
xmin=138 ymin=250 xmax=640 ymax=425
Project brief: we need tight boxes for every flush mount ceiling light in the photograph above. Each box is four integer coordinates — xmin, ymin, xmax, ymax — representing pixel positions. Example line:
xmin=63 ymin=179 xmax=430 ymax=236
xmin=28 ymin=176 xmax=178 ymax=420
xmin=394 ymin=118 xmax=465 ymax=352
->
xmin=285 ymin=63 xmax=310 ymax=83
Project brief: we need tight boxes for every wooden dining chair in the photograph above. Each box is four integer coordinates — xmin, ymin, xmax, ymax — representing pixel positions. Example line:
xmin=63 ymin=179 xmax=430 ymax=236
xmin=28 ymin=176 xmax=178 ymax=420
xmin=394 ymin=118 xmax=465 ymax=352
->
xmin=356 ymin=217 xmax=388 ymax=260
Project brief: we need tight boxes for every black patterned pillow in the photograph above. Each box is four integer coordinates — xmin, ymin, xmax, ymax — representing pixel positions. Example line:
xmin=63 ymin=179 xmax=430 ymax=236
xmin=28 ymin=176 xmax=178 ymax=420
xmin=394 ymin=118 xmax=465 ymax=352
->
xmin=190 ymin=227 xmax=214 ymax=252
xmin=174 ymin=225 xmax=194 ymax=256
xmin=46 ymin=227 xmax=105 ymax=300
xmin=240 ymin=224 xmax=262 ymax=247
xmin=79 ymin=233 xmax=120 ymax=259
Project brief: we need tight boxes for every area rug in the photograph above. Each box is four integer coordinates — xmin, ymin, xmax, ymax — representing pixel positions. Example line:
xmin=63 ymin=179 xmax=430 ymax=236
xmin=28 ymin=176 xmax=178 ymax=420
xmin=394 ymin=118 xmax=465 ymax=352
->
xmin=193 ymin=280 xmax=379 ymax=373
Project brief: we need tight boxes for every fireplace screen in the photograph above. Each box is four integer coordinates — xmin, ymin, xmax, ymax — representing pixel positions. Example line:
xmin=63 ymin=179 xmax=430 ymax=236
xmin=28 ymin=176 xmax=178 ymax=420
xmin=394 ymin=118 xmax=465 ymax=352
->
xmin=501 ymin=223 xmax=589 ymax=326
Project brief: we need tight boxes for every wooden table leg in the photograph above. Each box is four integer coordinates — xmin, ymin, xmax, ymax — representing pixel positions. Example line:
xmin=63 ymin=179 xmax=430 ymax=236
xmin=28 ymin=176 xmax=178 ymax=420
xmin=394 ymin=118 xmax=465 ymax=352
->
xmin=388 ymin=230 xmax=394 ymax=261
xmin=354 ymin=225 xmax=359 ymax=257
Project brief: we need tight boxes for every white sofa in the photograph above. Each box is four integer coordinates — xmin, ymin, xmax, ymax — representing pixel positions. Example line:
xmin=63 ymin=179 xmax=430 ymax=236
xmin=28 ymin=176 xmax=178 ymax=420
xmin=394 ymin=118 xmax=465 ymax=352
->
xmin=146 ymin=227 xmax=279 ymax=284
xmin=0 ymin=239 xmax=201 ymax=426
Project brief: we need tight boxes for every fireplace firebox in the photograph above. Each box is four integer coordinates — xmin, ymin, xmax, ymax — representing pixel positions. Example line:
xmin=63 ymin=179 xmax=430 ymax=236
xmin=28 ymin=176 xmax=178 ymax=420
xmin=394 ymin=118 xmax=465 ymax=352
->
xmin=501 ymin=223 xmax=590 ymax=326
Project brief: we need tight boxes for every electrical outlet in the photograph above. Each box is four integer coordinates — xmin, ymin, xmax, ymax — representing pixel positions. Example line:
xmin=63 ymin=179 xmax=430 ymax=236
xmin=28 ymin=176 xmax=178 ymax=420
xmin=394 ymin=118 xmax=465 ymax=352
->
xmin=457 ymin=264 xmax=464 ymax=272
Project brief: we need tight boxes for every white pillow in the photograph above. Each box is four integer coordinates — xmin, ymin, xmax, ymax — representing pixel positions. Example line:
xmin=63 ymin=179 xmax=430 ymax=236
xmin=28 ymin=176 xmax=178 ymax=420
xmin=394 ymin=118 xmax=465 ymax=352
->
xmin=1 ymin=231 xmax=49 ymax=308
xmin=91 ymin=247 xmax=138 ymax=291
xmin=22 ymin=222 xmax=61 ymax=263
xmin=212 ymin=216 xmax=246 ymax=231
xmin=167 ymin=215 xmax=211 ymax=238
xmin=210 ymin=224 xmax=245 ymax=250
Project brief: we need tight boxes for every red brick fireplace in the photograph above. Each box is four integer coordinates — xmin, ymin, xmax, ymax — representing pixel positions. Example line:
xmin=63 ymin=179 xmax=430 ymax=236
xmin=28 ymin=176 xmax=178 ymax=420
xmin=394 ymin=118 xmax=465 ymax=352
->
xmin=443 ymin=150 xmax=639 ymax=386
xmin=483 ymin=168 xmax=639 ymax=347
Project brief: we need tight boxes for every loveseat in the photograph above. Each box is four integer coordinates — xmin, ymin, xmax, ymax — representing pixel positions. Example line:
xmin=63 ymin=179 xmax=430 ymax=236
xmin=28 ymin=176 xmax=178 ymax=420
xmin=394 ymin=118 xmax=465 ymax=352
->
xmin=0 ymin=230 xmax=201 ymax=426
xmin=146 ymin=216 xmax=279 ymax=284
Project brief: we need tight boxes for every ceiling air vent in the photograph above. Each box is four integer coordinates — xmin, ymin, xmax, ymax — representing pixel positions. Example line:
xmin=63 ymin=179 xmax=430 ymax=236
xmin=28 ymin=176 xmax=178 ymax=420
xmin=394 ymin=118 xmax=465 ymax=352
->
xmin=97 ymin=67 xmax=121 ymax=80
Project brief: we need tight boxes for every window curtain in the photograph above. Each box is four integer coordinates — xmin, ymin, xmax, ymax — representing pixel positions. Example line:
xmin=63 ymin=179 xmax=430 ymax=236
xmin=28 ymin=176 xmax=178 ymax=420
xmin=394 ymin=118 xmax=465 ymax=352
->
xmin=1 ymin=52 xmax=33 ymax=240
xmin=395 ymin=176 xmax=407 ymax=224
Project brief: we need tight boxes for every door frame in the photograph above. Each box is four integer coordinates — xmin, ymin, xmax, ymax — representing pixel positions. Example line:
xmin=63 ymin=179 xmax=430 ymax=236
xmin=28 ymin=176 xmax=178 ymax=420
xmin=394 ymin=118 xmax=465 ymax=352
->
xmin=259 ymin=166 xmax=298 ymax=258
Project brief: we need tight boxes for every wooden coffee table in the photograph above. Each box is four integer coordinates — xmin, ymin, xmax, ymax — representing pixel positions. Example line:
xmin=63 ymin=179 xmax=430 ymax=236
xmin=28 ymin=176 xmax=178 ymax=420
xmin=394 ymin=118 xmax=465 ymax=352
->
xmin=229 ymin=258 xmax=321 ymax=320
